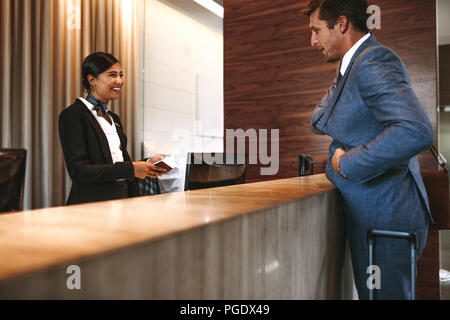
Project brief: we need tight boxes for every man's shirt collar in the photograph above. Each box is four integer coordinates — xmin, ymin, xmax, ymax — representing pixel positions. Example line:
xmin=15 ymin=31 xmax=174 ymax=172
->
xmin=340 ymin=33 xmax=371 ymax=76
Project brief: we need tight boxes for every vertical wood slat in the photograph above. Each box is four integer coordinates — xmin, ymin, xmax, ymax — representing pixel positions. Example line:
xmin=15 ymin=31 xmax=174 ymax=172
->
xmin=417 ymin=230 xmax=440 ymax=300
xmin=440 ymin=45 xmax=450 ymax=105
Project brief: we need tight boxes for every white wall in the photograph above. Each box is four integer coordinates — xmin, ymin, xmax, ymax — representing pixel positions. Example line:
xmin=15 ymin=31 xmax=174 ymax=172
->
xmin=142 ymin=0 xmax=224 ymax=159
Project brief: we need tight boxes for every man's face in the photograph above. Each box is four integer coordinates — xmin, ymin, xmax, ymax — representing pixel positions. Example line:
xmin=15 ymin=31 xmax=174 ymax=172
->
xmin=309 ymin=9 xmax=341 ymax=62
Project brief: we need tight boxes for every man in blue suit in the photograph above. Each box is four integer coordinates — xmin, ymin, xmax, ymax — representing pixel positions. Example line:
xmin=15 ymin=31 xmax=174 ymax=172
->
xmin=304 ymin=0 xmax=434 ymax=299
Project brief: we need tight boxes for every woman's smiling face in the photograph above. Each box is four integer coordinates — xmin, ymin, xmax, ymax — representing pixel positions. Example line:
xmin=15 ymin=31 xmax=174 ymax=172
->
xmin=88 ymin=63 xmax=124 ymax=102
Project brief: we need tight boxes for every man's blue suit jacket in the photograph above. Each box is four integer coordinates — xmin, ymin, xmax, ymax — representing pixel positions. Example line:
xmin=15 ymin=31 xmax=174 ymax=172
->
xmin=311 ymin=34 xmax=434 ymax=230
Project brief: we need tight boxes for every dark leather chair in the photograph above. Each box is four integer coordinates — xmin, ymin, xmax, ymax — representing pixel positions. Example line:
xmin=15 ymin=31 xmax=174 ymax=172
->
xmin=0 ymin=148 xmax=27 ymax=213
xmin=184 ymin=152 xmax=247 ymax=191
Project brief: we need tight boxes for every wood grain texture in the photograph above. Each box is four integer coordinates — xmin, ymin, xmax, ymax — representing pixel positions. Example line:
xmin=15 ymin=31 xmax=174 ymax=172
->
xmin=440 ymin=45 xmax=450 ymax=105
xmin=224 ymin=0 xmax=439 ymax=299
xmin=0 ymin=174 xmax=334 ymax=282
xmin=224 ymin=0 xmax=437 ymax=181
xmin=0 ymin=189 xmax=352 ymax=299
xmin=417 ymin=230 xmax=440 ymax=299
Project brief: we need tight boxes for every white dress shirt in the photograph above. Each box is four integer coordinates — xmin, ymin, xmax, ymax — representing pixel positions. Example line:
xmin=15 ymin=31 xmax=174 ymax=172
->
xmin=340 ymin=33 xmax=371 ymax=76
xmin=79 ymin=97 xmax=124 ymax=164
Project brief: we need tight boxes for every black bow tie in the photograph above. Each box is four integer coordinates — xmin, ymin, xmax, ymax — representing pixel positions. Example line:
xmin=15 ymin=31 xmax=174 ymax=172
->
xmin=86 ymin=94 xmax=109 ymax=116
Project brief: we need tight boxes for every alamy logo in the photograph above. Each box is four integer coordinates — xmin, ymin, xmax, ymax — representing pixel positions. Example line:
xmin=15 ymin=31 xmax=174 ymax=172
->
xmin=366 ymin=265 xmax=381 ymax=290
xmin=367 ymin=5 xmax=381 ymax=30
xmin=66 ymin=265 xmax=81 ymax=290
xmin=225 ymin=129 xmax=279 ymax=175
xmin=66 ymin=4 xmax=81 ymax=30
xmin=171 ymin=126 xmax=280 ymax=176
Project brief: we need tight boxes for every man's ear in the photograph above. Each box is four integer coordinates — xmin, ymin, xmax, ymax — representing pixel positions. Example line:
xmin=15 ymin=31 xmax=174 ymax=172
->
xmin=337 ymin=16 xmax=349 ymax=33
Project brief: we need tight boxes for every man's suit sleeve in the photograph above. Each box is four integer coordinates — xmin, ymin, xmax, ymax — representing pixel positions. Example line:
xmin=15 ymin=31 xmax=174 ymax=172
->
xmin=311 ymin=81 xmax=337 ymax=135
xmin=338 ymin=46 xmax=434 ymax=183
xmin=58 ymin=107 xmax=135 ymax=185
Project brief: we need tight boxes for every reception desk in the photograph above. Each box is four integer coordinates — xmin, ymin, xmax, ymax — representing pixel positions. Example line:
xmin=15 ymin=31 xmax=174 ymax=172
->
xmin=0 ymin=174 xmax=354 ymax=299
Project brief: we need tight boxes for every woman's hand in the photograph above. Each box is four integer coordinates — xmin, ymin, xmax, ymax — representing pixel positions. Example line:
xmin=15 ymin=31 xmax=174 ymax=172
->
xmin=147 ymin=154 xmax=164 ymax=164
xmin=133 ymin=161 xmax=166 ymax=179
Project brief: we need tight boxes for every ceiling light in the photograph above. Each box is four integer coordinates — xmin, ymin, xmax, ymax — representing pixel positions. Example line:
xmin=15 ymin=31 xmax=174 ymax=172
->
xmin=193 ymin=0 xmax=224 ymax=18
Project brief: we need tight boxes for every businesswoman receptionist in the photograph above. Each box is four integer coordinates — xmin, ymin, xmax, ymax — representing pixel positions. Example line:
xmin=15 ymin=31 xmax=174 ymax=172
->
xmin=58 ymin=52 xmax=166 ymax=205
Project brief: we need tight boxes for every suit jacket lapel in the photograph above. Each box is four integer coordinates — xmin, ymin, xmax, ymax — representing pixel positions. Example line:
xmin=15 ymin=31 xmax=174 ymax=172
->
xmin=318 ymin=34 xmax=378 ymax=130
xmin=76 ymin=99 xmax=114 ymax=164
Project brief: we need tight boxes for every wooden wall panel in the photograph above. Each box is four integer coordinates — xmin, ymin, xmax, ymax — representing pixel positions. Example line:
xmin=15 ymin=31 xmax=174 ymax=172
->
xmin=224 ymin=0 xmax=437 ymax=182
xmin=417 ymin=230 xmax=440 ymax=300
xmin=440 ymin=44 xmax=450 ymax=105
xmin=224 ymin=0 xmax=439 ymax=300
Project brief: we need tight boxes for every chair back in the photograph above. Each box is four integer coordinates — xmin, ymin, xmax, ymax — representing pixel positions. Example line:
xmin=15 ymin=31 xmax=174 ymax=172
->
xmin=184 ymin=153 xmax=246 ymax=191
xmin=0 ymin=148 xmax=27 ymax=213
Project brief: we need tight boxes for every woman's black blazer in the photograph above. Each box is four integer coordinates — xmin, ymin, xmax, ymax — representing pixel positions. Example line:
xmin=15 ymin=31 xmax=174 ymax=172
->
xmin=58 ymin=98 xmax=139 ymax=204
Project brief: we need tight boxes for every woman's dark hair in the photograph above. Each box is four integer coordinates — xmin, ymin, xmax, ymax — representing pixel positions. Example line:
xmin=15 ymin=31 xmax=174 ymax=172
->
xmin=81 ymin=52 xmax=119 ymax=91
xmin=303 ymin=0 xmax=370 ymax=34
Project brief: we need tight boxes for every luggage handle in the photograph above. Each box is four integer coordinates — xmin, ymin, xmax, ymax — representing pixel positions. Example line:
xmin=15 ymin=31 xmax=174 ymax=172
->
xmin=367 ymin=229 xmax=417 ymax=300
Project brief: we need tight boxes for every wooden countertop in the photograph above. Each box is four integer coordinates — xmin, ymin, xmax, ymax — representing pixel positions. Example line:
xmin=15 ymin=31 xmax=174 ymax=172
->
xmin=0 ymin=174 xmax=334 ymax=282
